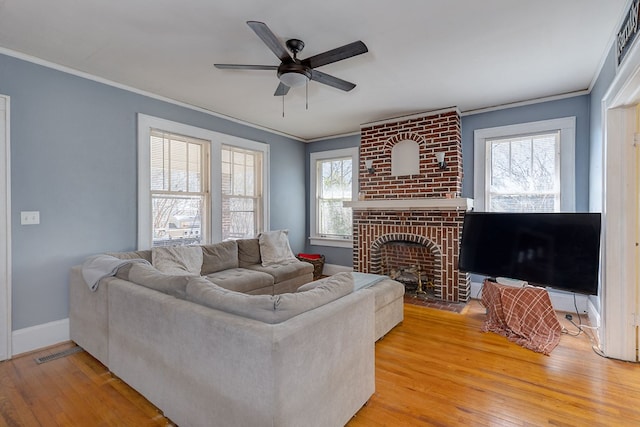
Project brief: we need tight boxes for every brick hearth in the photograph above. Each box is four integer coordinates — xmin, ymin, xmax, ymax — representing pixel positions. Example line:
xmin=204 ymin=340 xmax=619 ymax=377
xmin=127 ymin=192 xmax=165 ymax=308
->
xmin=350 ymin=108 xmax=472 ymax=303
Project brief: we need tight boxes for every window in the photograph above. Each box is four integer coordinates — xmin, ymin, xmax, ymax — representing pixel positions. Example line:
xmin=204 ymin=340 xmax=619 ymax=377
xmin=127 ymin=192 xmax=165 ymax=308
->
xmin=221 ymin=145 xmax=263 ymax=239
xmin=138 ymin=114 xmax=269 ymax=249
xmin=486 ymin=132 xmax=559 ymax=212
xmin=150 ymin=130 xmax=209 ymax=246
xmin=474 ymin=117 xmax=575 ymax=212
xmin=309 ymin=148 xmax=358 ymax=247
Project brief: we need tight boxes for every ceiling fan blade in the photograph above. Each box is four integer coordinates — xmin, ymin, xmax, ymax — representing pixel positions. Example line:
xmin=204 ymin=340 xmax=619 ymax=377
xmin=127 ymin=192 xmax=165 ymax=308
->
xmin=246 ymin=21 xmax=292 ymax=62
xmin=213 ymin=64 xmax=278 ymax=71
xmin=302 ymin=41 xmax=368 ymax=69
xmin=214 ymin=64 xmax=278 ymax=70
xmin=274 ymin=82 xmax=290 ymax=96
xmin=310 ymin=70 xmax=356 ymax=91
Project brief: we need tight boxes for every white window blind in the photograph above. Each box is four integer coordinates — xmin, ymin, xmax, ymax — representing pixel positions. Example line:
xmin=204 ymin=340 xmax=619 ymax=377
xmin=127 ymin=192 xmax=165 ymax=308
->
xmin=221 ymin=145 xmax=263 ymax=239
xmin=150 ymin=130 xmax=209 ymax=246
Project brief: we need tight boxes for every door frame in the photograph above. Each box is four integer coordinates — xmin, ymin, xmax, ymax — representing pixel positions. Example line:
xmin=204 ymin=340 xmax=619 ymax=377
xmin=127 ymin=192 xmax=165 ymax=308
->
xmin=0 ymin=95 xmax=11 ymax=361
xmin=601 ymin=39 xmax=640 ymax=361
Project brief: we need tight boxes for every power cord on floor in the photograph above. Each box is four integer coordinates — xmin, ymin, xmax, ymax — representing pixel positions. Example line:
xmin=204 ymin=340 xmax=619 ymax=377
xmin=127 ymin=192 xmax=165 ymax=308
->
xmin=561 ymin=313 xmax=582 ymax=337
xmin=560 ymin=294 xmax=607 ymax=358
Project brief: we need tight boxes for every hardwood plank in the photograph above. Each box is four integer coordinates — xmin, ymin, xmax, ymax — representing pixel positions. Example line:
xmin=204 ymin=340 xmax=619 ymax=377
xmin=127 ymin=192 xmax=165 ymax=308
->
xmin=348 ymin=301 xmax=640 ymax=426
xmin=0 ymin=344 xmax=173 ymax=426
xmin=1 ymin=301 xmax=640 ymax=426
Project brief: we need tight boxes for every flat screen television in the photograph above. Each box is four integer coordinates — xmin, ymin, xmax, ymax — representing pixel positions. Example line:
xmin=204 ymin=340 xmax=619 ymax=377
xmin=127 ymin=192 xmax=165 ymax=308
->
xmin=458 ymin=212 xmax=602 ymax=295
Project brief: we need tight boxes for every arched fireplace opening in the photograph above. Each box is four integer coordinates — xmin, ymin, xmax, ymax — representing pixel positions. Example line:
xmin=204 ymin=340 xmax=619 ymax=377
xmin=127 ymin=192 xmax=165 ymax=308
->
xmin=371 ymin=233 xmax=443 ymax=300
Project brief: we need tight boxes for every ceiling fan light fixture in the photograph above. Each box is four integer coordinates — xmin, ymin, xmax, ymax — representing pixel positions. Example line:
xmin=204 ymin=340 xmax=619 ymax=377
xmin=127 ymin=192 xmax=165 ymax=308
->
xmin=278 ymin=71 xmax=309 ymax=88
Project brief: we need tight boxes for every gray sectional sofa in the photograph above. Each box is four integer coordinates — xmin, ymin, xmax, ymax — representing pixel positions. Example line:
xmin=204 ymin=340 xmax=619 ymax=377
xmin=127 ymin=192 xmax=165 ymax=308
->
xmin=69 ymin=235 xmax=404 ymax=427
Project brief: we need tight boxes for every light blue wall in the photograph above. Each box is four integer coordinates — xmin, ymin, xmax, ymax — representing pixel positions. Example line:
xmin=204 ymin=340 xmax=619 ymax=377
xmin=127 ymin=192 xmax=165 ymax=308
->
xmin=1 ymin=53 xmax=306 ymax=330
xmin=461 ymin=96 xmax=591 ymax=211
xmin=587 ymin=37 xmax=621 ymax=311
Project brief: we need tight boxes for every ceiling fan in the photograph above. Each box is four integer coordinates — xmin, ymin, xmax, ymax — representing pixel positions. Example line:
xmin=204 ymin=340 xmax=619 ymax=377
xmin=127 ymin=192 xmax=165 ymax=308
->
xmin=214 ymin=21 xmax=368 ymax=96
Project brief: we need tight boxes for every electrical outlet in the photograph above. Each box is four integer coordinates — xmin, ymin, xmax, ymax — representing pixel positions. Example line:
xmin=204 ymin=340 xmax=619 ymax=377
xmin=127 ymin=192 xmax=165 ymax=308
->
xmin=21 ymin=211 xmax=40 ymax=225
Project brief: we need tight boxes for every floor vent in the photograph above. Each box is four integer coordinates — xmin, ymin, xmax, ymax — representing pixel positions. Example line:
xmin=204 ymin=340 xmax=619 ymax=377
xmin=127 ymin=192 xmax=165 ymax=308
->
xmin=34 ymin=346 xmax=83 ymax=364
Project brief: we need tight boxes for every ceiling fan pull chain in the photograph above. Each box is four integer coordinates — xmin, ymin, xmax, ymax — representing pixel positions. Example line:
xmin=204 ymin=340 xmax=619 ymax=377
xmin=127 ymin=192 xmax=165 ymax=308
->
xmin=306 ymin=81 xmax=309 ymax=110
xmin=282 ymin=94 xmax=285 ymax=118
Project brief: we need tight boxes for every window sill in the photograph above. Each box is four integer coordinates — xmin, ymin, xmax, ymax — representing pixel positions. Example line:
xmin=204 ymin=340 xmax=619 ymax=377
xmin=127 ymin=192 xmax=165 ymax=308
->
xmin=309 ymin=237 xmax=353 ymax=248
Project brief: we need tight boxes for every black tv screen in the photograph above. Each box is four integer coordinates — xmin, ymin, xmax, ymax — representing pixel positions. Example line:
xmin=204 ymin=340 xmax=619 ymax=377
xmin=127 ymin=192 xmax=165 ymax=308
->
xmin=458 ymin=212 xmax=602 ymax=295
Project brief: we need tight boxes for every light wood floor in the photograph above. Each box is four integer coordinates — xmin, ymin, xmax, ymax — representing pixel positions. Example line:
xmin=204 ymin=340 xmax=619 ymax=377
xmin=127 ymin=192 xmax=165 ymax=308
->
xmin=2 ymin=301 xmax=640 ymax=426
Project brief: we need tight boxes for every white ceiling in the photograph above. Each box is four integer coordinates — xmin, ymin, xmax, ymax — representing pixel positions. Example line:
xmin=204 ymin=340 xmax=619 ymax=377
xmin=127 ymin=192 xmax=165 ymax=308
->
xmin=0 ymin=0 xmax=628 ymax=140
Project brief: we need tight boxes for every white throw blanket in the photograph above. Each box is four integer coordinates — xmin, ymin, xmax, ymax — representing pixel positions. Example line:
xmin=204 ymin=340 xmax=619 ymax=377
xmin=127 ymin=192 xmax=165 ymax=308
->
xmin=81 ymin=254 xmax=150 ymax=291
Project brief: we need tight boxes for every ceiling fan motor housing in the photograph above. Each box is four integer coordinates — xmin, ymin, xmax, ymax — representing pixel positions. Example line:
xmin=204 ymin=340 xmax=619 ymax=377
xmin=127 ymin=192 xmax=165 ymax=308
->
xmin=286 ymin=39 xmax=305 ymax=55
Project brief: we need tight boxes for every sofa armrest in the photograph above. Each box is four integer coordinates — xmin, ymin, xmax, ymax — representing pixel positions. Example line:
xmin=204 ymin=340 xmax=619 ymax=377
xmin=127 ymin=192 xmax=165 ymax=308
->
xmin=69 ymin=265 xmax=110 ymax=366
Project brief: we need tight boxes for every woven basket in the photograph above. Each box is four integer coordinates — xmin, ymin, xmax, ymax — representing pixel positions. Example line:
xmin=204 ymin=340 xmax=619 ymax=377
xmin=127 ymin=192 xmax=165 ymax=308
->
xmin=296 ymin=254 xmax=325 ymax=280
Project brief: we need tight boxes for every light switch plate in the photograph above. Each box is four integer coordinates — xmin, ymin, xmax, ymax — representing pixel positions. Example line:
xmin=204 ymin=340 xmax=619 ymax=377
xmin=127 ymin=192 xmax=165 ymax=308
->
xmin=21 ymin=211 xmax=40 ymax=225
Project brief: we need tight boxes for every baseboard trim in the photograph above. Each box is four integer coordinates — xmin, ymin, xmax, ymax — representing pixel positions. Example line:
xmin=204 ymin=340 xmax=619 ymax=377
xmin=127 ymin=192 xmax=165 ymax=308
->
xmin=322 ymin=263 xmax=353 ymax=276
xmin=587 ymin=298 xmax=601 ymax=327
xmin=12 ymin=318 xmax=70 ymax=357
xmin=587 ymin=298 xmax=602 ymax=349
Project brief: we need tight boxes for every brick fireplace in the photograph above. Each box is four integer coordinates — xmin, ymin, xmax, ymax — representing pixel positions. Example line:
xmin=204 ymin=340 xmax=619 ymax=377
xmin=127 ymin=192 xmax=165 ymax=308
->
xmin=346 ymin=108 xmax=472 ymax=302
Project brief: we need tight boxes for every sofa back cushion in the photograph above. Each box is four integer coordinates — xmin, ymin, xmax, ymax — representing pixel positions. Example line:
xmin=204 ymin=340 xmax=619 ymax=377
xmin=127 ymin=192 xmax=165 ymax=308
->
xmin=237 ymin=238 xmax=261 ymax=267
xmin=186 ymin=272 xmax=354 ymax=324
xmin=258 ymin=229 xmax=296 ymax=267
xmin=152 ymin=246 xmax=203 ymax=275
xmin=106 ymin=250 xmax=152 ymax=263
xmin=201 ymin=241 xmax=239 ymax=275
xmin=118 ymin=262 xmax=193 ymax=298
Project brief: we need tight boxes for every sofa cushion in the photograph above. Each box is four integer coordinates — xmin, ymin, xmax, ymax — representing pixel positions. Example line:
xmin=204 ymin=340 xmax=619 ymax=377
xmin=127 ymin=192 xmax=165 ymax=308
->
xmin=297 ymin=272 xmax=354 ymax=292
xmin=201 ymin=241 xmax=239 ymax=275
xmin=369 ymin=279 xmax=405 ymax=310
xmin=186 ymin=272 xmax=353 ymax=324
xmin=204 ymin=268 xmax=274 ymax=294
xmin=245 ymin=259 xmax=314 ymax=283
xmin=119 ymin=262 xmax=193 ymax=298
xmin=152 ymin=246 xmax=203 ymax=275
xmin=297 ymin=278 xmax=325 ymax=293
xmin=106 ymin=250 xmax=152 ymax=263
xmin=237 ymin=238 xmax=262 ymax=267
xmin=300 ymin=274 xmax=404 ymax=311
xmin=258 ymin=230 xmax=296 ymax=267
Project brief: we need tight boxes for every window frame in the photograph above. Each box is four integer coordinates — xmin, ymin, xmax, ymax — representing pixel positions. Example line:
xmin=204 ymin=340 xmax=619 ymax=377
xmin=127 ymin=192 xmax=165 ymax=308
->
xmin=309 ymin=147 xmax=359 ymax=248
xmin=473 ymin=117 xmax=576 ymax=212
xmin=138 ymin=114 xmax=269 ymax=249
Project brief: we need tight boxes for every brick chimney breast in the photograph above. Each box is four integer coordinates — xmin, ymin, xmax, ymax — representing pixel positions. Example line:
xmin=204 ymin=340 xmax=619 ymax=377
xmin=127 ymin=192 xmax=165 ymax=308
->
xmin=354 ymin=108 xmax=470 ymax=303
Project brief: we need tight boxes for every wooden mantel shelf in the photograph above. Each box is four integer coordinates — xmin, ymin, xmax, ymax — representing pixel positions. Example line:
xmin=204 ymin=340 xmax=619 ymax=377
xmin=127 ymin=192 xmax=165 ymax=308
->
xmin=344 ymin=198 xmax=474 ymax=211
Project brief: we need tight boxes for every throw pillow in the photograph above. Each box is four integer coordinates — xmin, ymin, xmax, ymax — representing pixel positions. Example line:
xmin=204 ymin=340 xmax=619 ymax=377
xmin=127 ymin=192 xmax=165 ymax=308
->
xmin=152 ymin=246 xmax=203 ymax=276
xmin=201 ymin=241 xmax=239 ymax=275
xmin=258 ymin=230 xmax=296 ymax=267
